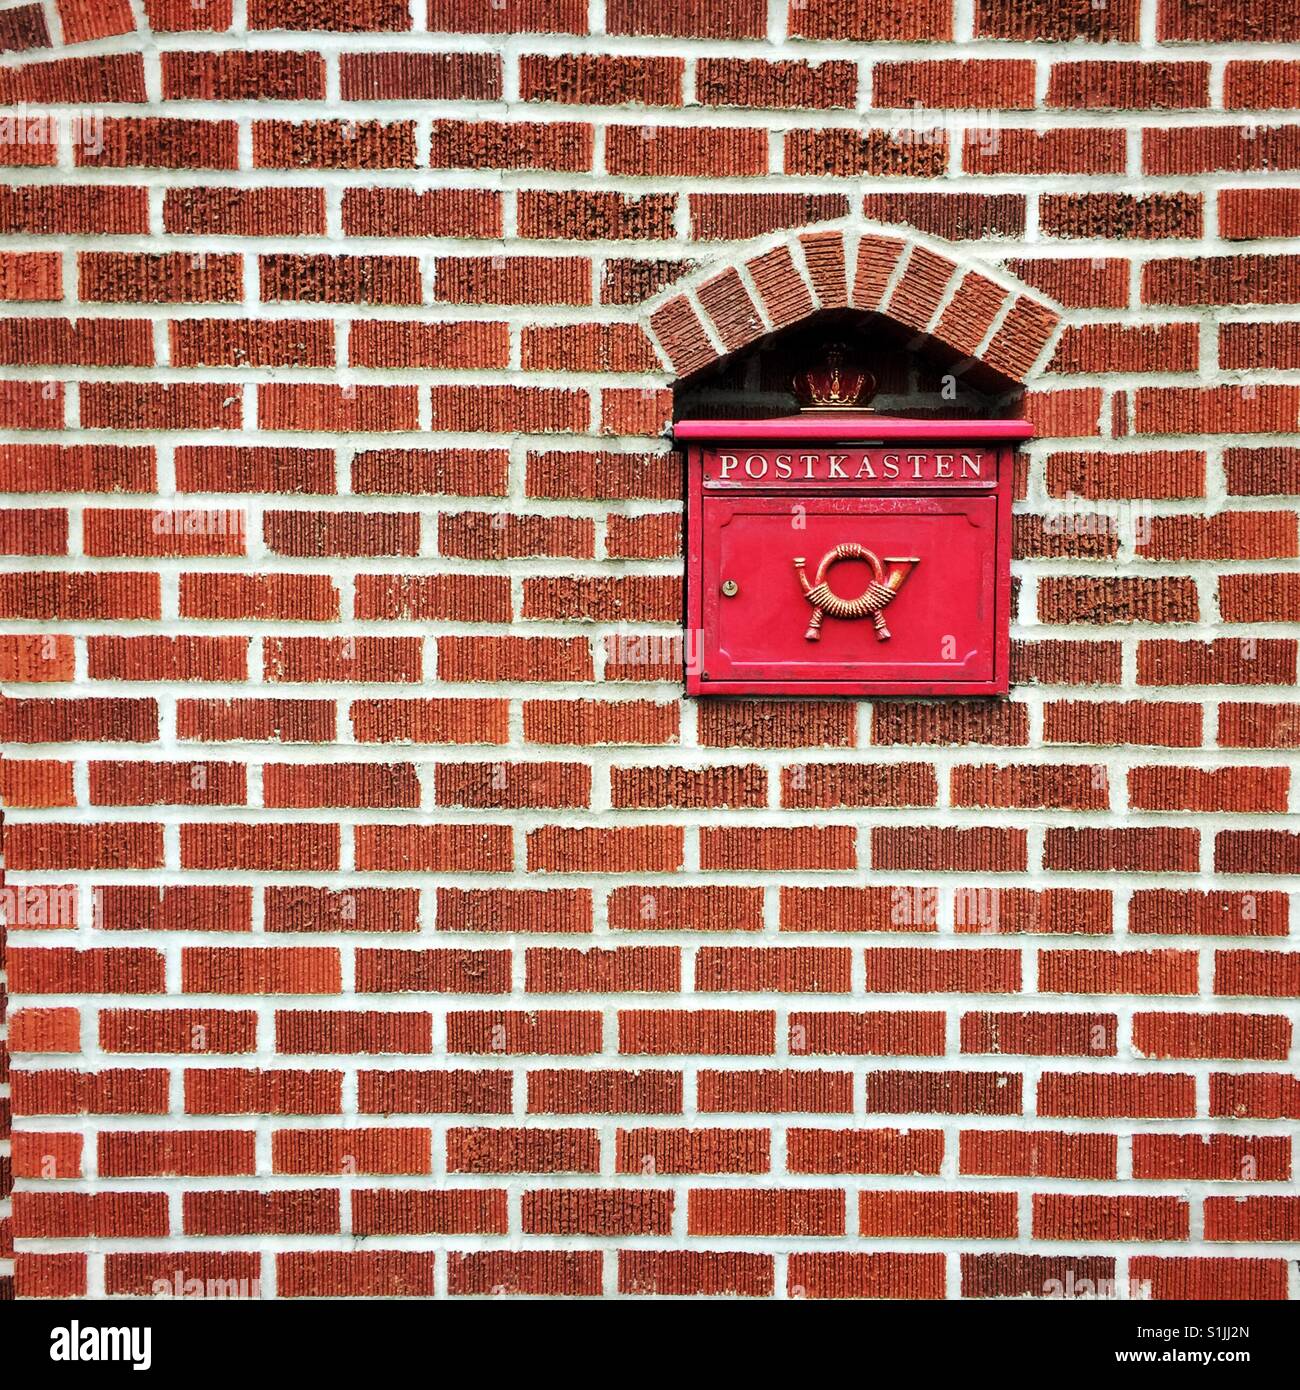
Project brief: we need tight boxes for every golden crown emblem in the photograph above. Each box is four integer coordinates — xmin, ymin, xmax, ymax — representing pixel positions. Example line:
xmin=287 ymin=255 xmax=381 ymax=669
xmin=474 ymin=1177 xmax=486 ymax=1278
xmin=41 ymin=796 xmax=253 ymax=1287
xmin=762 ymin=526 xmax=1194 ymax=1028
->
xmin=792 ymin=343 xmax=877 ymax=413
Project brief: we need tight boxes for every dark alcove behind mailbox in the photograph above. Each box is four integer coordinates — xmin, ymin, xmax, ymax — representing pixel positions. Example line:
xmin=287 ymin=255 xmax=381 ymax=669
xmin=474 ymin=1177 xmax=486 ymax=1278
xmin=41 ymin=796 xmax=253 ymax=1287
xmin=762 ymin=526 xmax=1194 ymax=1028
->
xmin=673 ymin=309 xmax=1018 ymax=423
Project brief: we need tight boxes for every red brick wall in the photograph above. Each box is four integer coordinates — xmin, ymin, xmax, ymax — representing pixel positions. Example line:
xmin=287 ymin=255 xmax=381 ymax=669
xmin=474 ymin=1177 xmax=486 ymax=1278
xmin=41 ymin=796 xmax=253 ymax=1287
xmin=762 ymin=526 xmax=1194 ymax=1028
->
xmin=1 ymin=0 xmax=1298 ymax=1302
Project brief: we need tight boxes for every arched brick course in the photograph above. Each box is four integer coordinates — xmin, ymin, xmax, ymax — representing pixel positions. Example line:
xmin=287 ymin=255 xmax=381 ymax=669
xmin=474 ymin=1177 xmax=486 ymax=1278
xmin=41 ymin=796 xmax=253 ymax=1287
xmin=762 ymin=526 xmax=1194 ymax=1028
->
xmin=644 ymin=220 xmax=1064 ymax=387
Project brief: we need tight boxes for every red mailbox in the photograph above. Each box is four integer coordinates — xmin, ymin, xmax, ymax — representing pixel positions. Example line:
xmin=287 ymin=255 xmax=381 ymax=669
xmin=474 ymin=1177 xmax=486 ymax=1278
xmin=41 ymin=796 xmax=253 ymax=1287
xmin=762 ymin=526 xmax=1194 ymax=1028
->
xmin=679 ymin=416 xmax=1032 ymax=697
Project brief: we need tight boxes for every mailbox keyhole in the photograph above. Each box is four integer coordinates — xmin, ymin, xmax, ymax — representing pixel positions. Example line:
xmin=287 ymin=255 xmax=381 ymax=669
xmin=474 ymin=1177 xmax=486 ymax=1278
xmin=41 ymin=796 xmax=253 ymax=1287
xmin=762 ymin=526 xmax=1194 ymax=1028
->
xmin=721 ymin=579 xmax=739 ymax=597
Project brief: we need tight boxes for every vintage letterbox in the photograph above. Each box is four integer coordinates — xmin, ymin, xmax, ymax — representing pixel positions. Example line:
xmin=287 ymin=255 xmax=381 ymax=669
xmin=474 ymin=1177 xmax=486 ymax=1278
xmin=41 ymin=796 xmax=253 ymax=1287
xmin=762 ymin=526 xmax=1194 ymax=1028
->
xmin=679 ymin=415 xmax=1031 ymax=697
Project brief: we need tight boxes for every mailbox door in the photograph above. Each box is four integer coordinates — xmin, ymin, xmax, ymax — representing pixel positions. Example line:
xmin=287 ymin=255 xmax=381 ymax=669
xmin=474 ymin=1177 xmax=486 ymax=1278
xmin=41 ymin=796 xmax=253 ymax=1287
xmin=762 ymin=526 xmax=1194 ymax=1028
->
xmin=693 ymin=493 xmax=1004 ymax=694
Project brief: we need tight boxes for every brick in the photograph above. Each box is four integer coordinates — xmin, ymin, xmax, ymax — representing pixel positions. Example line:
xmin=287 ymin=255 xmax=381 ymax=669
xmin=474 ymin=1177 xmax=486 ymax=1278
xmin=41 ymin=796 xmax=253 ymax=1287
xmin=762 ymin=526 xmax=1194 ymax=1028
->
xmin=176 ymin=446 xmax=333 ymax=495
xmin=699 ymin=1070 xmax=853 ymax=1114
xmin=181 ymin=573 xmax=338 ymax=621
xmin=620 ymin=1011 xmax=774 ymax=1056
xmin=171 ymin=319 xmax=333 ymax=368
xmin=276 ymin=1011 xmax=432 ymax=1055
xmin=448 ymin=1251 xmax=600 ymax=1297
xmin=355 ymin=824 xmax=512 ymax=872
xmin=95 ymin=885 xmax=253 ymax=934
xmin=1159 ymin=2 xmax=1300 ymax=41
xmin=264 ymin=636 xmax=421 ymax=685
xmin=961 ymin=1012 xmax=1116 ymax=1057
xmin=439 ymin=636 xmax=592 ymax=683
xmin=435 ymin=255 xmax=590 ymax=306
xmin=872 ymin=827 xmax=1027 ymax=872
xmin=428 ymin=120 xmax=592 ymax=171
xmin=519 ymin=53 xmax=680 ymax=106
xmin=101 ymin=1008 xmax=255 ymax=1055
xmin=871 ymin=701 xmax=1028 ymax=747
xmin=1216 ymin=831 xmax=1300 ymax=876
xmin=1145 ymin=126 xmax=1300 ymax=176
xmin=437 ymin=887 xmax=591 ymax=935
xmin=961 ymin=1253 xmax=1116 ymax=1300
xmin=253 ymin=120 xmax=415 ymax=168
xmin=1139 ymin=1007 xmax=1284 ymax=1067
xmin=1043 ymin=830 xmax=1199 ymax=875
xmin=427 ymin=1 xmax=587 ymax=33
xmin=866 ymin=1070 xmax=1022 ymax=1115
xmin=358 ymin=1070 xmax=509 ymax=1115
xmin=1039 ymin=576 xmax=1199 ymax=625
xmin=786 ymin=1128 xmax=943 ymax=1175
xmin=523 ymin=1188 xmax=671 ymax=1235
xmin=698 ymin=57 xmax=857 ymax=109
xmin=1047 ymin=60 xmax=1208 ymax=109
xmin=1129 ymin=888 xmax=1288 ymax=938
xmin=1132 ymin=1134 xmax=1290 ymax=1182
xmin=264 ymin=510 xmax=419 ymax=557
xmin=1047 ymin=449 xmax=1204 ymax=499
xmin=81 ymin=381 xmax=242 ymax=431
xmin=340 ymin=51 xmax=500 ymax=100
xmin=791 ymin=1 xmax=952 ymax=40
xmin=787 ymin=129 xmax=947 ymax=178
xmin=0 ymin=54 xmax=146 ymax=104
xmin=527 ymin=1069 xmax=682 ymax=1114
xmin=1129 ymin=765 xmax=1288 ymax=813
xmin=523 ymin=327 xmax=658 ymax=379
xmin=965 ymin=128 xmax=1125 ymax=175
xmin=607 ymin=0 xmax=765 ymax=36
xmin=1219 ymin=703 xmax=1300 ymax=747
xmin=0 ymin=252 xmax=61 ymax=299
xmin=1006 ymin=256 xmax=1129 ymax=309
xmin=1 ymin=572 xmax=159 ymax=621
xmin=859 ymin=1190 xmax=1017 ymax=1239
xmin=701 ymin=826 xmax=855 ymax=872
xmin=1033 ymin=1193 xmax=1187 ymax=1242
xmin=177 ymin=698 xmax=335 ymax=743
xmin=182 ymin=823 xmax=339 ymax=872
xmin=1038 ymin=1072 xmax=1195 ymax=1118
xmin=959 ymin=1130 xmax=1116 ymax=1179
xmin=1138 ymin=638 xmax=1295 ymax=687
xmin=277 ymin=1251 xmax=432 ymax=1298
xmin=163 ymin=50 xmax=324 ymax=100
xmin=689 ymin=1188 xmax=844 ymax=1236
xmin=528 ymin=827 xmax=682 ymax=874
xmin=609 ymin=126 xmax=767 ymax=177
xmin=0 ymin=186 xmax=148 ymax=236
xmin=1223 ymin=435 xmax=1299 ymax=509
xmin=13 ymin=1068 xmax=169 ymax=1116
xmin=875 ymin=59 xmax=1034 ymax=109
xmin=1130 ymin=1256 xmax=1287 ymax=1301
xmin=6 ymin=823 xmax=163 ymax=870
xmin=1044 ymin=699 xmax=1202 ymax=746
xmin=1043 ymin=194 xmax=1202 ymax=244
xmin=342 ymin=188 xmax=501 ymax=239
xmin=974 ymin=0 xmax=1137 ymax=40
xmin=89 ymin=761 xmax=246 ymax=808
xmin=1224 ymin=62 xmax=1300 ymax=109
xmin=80 ymin=118 xmax=236 ymax=170
xmin=430 ymin=385 xmax=588 ymax=433
xmin=351 ymin=697 xmax=508 ymax=744
xmin=265 ymin=886 xmax=418 ymax=934
xmin=620 ymin=1251 xmax=773 ymax=1298
xmin=449 ymin=1127 xmax=599 ymax=1173
xmin=448 ymin=1010 xmax=600 ymax=1054
xmin=183 ymin=1189 xmax=339 ymax=1236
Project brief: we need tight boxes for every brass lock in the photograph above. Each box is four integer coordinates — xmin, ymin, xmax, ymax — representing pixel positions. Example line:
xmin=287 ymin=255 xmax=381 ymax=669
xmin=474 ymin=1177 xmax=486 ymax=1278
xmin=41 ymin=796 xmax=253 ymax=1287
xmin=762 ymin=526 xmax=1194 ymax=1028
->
xmin=721 ymin=579 xmax=738 ymax=597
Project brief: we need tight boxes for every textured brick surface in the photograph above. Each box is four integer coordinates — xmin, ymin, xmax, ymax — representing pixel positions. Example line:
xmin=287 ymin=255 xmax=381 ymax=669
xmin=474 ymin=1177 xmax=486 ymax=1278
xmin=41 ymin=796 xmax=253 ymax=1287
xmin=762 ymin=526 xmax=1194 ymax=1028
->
xmin=0 ymin=6 xmax=1296 ymax=1308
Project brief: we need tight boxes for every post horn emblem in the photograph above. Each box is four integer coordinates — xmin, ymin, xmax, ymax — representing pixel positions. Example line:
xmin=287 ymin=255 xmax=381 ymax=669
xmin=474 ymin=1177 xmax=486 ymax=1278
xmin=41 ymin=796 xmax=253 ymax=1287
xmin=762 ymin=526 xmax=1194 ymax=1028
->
xmin=793 ymin=545 xmax=919 ymax=642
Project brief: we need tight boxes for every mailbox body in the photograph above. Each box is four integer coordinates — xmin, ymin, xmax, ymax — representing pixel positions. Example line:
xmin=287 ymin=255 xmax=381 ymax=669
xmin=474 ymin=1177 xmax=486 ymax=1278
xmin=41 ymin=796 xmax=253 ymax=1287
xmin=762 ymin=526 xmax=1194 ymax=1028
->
xmin=678 ymin=416 xmax=1032 ymax=697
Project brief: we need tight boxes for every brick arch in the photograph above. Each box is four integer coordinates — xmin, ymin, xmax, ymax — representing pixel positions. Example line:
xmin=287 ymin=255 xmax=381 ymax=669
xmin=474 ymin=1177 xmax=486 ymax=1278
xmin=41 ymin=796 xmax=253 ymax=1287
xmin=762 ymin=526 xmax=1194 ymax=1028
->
xmin=641 ymin=219 xmax=1065 ymax=391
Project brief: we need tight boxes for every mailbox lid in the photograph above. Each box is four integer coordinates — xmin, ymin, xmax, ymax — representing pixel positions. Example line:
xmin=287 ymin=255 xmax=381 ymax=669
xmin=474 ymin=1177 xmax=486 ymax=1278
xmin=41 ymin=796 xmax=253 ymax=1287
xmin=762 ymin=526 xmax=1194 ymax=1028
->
xmin=694 ymin=494 xmax=1004 ymax=692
